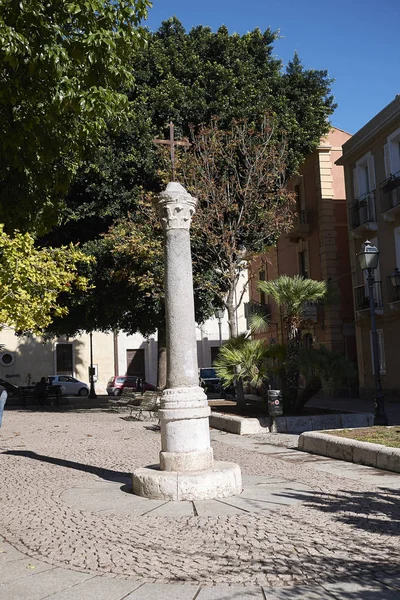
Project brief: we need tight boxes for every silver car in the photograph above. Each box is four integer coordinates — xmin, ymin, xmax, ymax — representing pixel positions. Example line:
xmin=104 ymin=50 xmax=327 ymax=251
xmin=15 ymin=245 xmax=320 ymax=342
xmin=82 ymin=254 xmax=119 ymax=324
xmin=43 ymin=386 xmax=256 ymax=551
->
xmin=47 ymin=376 xmax=89 ymax=396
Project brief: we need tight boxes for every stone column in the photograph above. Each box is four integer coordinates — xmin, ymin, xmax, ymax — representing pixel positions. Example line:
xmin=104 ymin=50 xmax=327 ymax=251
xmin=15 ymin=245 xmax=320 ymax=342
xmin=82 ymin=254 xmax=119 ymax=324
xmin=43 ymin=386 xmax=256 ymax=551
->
xmin=132 ymin=182 xmax=242 ymax=501
xmin=158 ymin=182 xmax=213 ymax=472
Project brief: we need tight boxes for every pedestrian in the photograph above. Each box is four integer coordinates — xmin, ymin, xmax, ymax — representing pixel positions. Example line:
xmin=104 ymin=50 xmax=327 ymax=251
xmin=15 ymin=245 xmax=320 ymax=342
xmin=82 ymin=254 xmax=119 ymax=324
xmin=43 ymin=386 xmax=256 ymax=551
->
xmin=35 ymin=376 xmax=47 ymax=408
xmin=0 ymin=384 xmax=7 ymax=427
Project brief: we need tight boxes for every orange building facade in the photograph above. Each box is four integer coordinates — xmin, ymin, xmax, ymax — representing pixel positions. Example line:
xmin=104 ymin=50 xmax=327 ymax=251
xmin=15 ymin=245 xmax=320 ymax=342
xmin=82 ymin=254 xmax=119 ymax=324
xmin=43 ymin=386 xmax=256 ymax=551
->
xmin=248 ymin=127 xmax=357 ymax=374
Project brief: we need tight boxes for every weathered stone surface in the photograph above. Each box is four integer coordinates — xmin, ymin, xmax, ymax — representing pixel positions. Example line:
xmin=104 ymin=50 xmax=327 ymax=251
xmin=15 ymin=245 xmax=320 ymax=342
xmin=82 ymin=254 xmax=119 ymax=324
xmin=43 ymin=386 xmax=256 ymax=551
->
xmin=133 ymin=182 xmax=241 ymax=498
xmin=209 ymin=413 xmax=270 ymax=435
xmin=376 ymin=446 xmax=400 ymax=473
xmin=300 ymin=430 xmax=400 ymax=473
xmin=133 ymin=462 xmax=242 ymax=501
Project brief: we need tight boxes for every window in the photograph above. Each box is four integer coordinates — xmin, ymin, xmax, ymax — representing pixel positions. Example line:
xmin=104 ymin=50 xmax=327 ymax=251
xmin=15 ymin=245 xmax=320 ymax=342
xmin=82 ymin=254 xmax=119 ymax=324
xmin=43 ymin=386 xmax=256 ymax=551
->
xmin=353 ymin=152 xmax=376 ymax=198
xmin=298 ymin=250 xmax=309 ymax=278
xmin=56 ymin=343 xmax=73 ymax=373
xmin=384 ymin=127 xmax=400 ymax=176
xmin=370 ymin=329 xmax=385 ymax=375
xmin=259 ymin=270 xmax=266 ymax=305
xmin=0 ymin=352 xmax=15 ymax=366
xmin=395 ymin=226 xmax=400 ymax=268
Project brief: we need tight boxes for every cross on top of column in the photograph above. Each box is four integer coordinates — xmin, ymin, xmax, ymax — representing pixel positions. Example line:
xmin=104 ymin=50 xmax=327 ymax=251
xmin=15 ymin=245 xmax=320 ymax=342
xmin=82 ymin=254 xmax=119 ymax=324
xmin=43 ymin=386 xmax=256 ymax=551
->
xmin=153 ymin=122 xmax=191 ymax=181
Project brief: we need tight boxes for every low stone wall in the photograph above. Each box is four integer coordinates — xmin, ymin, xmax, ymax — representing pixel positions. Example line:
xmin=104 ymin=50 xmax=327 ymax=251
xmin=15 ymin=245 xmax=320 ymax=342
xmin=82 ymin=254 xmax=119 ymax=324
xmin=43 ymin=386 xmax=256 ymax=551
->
xmin=299 ymin=430 xmax=400 ymax=473
xmin=209 ymin=413 xmax=271 ymax=435
xmin=271 ymin=412 xmax=374 ymax=434
xmin=209 ymin=411 xmax=374 ymax=436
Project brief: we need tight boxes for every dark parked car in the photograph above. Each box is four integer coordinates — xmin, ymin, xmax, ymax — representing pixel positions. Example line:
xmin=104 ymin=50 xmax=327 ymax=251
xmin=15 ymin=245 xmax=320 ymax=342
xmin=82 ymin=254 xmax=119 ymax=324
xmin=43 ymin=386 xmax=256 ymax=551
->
xmin=106 ymin=376 xmax=156 ymax=396
xmin=199 ymin=368 xmax=225 ymax=398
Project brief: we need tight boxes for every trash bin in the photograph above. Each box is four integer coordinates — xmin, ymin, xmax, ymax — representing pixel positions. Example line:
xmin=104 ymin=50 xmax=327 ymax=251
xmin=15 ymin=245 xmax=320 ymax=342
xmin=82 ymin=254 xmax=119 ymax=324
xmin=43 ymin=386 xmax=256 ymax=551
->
xmin=267 ymin=389 xmax=283 ymax=416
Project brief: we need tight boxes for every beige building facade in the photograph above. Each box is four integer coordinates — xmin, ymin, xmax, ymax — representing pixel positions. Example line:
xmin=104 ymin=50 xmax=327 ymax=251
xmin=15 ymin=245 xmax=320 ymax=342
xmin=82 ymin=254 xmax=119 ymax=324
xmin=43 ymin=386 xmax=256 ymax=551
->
xmin=0 ymin=270 xmax=250 ymax=393
xmin=337 ymin=95 xmax=400 ymax=399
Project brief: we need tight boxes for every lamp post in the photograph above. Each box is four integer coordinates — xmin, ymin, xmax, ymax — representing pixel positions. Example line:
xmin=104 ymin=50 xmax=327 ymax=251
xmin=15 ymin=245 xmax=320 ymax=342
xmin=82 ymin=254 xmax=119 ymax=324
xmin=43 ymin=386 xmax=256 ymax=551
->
xmin=88 ymin=332 xmax=97 ymax=399
xmin=214 ymin=309 xmax=224 ymax=346
xmin=358 ymin=241 xmax=387 ymax=425
xmin=390 ymin=267 xmax=400 ymax=302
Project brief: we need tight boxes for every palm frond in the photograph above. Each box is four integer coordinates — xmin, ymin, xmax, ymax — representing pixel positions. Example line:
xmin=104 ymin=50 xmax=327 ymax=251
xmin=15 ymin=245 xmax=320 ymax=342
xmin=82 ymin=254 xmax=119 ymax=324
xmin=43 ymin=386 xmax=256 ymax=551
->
xmin=258 ymin=275 xmax=327 ymax=317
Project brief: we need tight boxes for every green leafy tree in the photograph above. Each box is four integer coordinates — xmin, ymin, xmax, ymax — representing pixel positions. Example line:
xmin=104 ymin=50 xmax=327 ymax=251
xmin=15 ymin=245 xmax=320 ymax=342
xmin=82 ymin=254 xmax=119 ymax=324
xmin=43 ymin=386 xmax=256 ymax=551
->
xmin=258 ymin=275 xmax=328 ymax=410
xmin=51 ymin=16 xmax=336 ymax=244
xmin=0 ymin=0 xmax=151 ymax=233
xmin=43 ymin=18 xmax=336 ymax=370
xmin=0 ymin=226 xmax=92 ymax=332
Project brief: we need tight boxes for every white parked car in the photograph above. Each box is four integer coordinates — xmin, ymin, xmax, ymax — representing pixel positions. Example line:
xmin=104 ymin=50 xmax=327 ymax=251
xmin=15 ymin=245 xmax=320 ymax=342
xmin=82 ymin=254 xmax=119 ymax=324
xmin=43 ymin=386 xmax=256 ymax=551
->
xmin=47 ymin=376 xmax=89 ymax=397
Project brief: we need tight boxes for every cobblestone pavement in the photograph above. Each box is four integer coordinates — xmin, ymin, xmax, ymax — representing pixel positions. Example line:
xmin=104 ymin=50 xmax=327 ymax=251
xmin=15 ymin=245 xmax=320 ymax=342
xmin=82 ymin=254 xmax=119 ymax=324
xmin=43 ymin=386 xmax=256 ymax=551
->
xmin=0 ymin=409 xmax=400 ymax=590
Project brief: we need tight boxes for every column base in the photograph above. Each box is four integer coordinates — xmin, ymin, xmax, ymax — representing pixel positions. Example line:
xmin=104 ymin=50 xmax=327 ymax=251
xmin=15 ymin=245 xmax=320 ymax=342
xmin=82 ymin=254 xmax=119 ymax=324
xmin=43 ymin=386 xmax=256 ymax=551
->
xmin=160 ymin=447 xmax=214 ymax=471
xmin=132 ymin=461 xmax=242 ymax=501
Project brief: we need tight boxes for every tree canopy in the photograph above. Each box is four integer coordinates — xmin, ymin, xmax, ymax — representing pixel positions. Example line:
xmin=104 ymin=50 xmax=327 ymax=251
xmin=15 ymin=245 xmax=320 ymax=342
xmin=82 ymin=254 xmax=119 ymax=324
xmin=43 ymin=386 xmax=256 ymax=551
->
xmin=43 ymin=17 xmax=337 ymax=338
xmin=0 ymin=226 xmax=92 ymax=332
xmin=0 ymin=0 xmax=151 ymax=233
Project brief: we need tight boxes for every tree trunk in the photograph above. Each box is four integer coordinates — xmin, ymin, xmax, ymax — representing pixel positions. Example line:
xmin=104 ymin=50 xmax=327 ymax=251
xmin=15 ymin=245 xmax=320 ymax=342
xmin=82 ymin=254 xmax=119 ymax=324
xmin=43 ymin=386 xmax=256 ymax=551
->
xmin=157 ymin=324 xmax=167 ymax=391
xmin=226 ymin=284 xmax=245 ymax=403
xmin=285 ymin=325 xmax=300 ymax=413
xmin=226 ymin=285 xmax=238 ymax=338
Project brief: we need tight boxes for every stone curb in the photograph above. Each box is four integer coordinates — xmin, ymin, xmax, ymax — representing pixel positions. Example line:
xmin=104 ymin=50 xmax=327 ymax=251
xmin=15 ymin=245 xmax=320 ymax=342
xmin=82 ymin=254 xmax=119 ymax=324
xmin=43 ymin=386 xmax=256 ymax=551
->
xmin=298 ymin=429 xmax=400 ymax=473
xmin=209 ymin=412 xmax=374 ymax=435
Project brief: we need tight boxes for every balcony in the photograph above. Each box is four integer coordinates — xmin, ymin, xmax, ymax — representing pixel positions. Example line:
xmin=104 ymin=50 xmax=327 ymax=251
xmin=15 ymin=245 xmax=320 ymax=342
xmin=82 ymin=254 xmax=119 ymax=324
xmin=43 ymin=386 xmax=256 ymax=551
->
xmin=387 ymin=275 xmax=400 ymax=308
xmin=380 ymin=171 xmax=400 ymax=221
xmin=244 ymin=300 xmax=270 ymax=330
xmin=354 ymin=282 xmax=383 ymax=314
xmin=288 ymin=210 xmax=310 ymax=242
xmin=349 ymin=192 xmax=377 ymax=238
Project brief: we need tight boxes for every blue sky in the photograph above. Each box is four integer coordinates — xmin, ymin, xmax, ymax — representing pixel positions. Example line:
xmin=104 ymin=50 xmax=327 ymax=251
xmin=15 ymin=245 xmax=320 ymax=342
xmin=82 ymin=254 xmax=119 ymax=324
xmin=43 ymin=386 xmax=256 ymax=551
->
xmin=144 ymin=1 xmax=399 ymax=134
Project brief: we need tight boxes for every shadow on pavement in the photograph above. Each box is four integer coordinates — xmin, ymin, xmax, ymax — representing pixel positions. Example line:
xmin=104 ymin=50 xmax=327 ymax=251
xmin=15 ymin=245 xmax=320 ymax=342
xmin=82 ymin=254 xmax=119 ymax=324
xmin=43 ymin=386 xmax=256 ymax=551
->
xmin=3 ymin=449 xmax=130 ymax=483
xmin=274 ymin=486 xmax=400 ymax=535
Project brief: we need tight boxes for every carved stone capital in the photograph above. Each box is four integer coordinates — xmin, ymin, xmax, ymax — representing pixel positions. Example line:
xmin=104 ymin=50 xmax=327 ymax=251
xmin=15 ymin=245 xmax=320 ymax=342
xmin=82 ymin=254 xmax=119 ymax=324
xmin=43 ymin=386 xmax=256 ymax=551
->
xmin=157 ymin=182 xmax=197 ymax=231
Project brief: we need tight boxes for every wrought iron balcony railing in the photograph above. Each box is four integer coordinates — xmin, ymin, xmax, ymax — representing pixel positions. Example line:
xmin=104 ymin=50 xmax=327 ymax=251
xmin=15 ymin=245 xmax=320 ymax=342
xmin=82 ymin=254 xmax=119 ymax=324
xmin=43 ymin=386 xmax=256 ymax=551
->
xmin=380 ymin=170 xmax=400 ymax=215
xmin=244 ymin=300 xmax=270 ymax=329
xmin=350 ymin=192 xmax=376 ymax=230
xmin=387 ymin=275 xmax=400 ymax=304
xmin=354 ymin=281 xmax=383 ymax=312
xmin=289 ymin=210 xmax=310 ymax=241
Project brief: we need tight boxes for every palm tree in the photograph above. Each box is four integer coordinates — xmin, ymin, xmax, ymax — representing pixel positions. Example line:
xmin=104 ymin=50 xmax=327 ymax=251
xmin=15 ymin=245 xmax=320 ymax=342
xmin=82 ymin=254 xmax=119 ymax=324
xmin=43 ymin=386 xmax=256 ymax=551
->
xmin=258 ymin=275 xmax=328 ymax=411
xmin=214 ymin=335 xmax=270 ymax=397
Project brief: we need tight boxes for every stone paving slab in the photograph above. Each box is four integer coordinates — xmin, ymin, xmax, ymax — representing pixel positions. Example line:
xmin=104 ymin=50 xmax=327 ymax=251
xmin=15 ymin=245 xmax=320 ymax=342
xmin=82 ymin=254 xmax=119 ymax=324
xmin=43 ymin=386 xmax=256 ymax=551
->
xmin=124 ymin=582 xmax=200 ymax=599
xmin=0 ymin=567 xmax=92 ymax=600
xmin=193 ymin=499 xmax=247 ymax=517
xmin=0 ymin=556 xmax=54 ymax=583
xmin=196 ymin=586 xmax=264 ymax=599
xmin=322 ymin=580 xmax=400 ymax=599
xmin=0 ymin=539 xmax=29 ymax=564
xmin=61 ymin=474 xmax=313 ymax=517
xmin=312 ymin=457 xmax=400 ymax=488
xmin=44 ymin=575 xmax=142 ymax=600
xmin=263 ymin=585 xmax=336 ymax=599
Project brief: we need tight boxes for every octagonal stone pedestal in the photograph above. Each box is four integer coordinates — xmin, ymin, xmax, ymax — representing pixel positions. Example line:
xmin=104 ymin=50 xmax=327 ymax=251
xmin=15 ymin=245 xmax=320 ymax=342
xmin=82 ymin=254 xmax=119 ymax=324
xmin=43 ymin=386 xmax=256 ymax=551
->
xmin=132 ymin=461 xmax=242 ymax=501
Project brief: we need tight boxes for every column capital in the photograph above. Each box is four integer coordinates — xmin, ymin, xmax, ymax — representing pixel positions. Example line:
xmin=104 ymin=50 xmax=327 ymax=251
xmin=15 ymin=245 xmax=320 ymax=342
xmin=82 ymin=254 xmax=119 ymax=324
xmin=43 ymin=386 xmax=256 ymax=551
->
xmin=157 ymin=182 xmax=197 ymax=231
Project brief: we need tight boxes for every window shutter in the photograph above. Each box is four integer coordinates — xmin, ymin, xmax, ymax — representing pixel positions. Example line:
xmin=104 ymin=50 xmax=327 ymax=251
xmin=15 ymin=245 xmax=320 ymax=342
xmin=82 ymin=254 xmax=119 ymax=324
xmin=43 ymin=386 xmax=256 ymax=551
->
xmin=368 ymin=154 xmax=376 ymax=191
xmin=384 ymin=144 xmax=391 ymax=178
xmin=352 ymin=168 xmax=359 ymax=200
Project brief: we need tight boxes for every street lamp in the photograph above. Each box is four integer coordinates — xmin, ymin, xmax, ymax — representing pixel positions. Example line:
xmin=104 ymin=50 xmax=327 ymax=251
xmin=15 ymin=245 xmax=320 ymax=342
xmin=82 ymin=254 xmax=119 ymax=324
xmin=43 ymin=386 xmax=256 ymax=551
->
xmin=390 ymin=267 xmax=400 ymax=288
xmin=88 ymin=332 xmax=97 ymax=399
xmin=214 ymin=309 xmax=224 ymax=347
xmin=358 ymin=240 xmax=387 ymax=425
